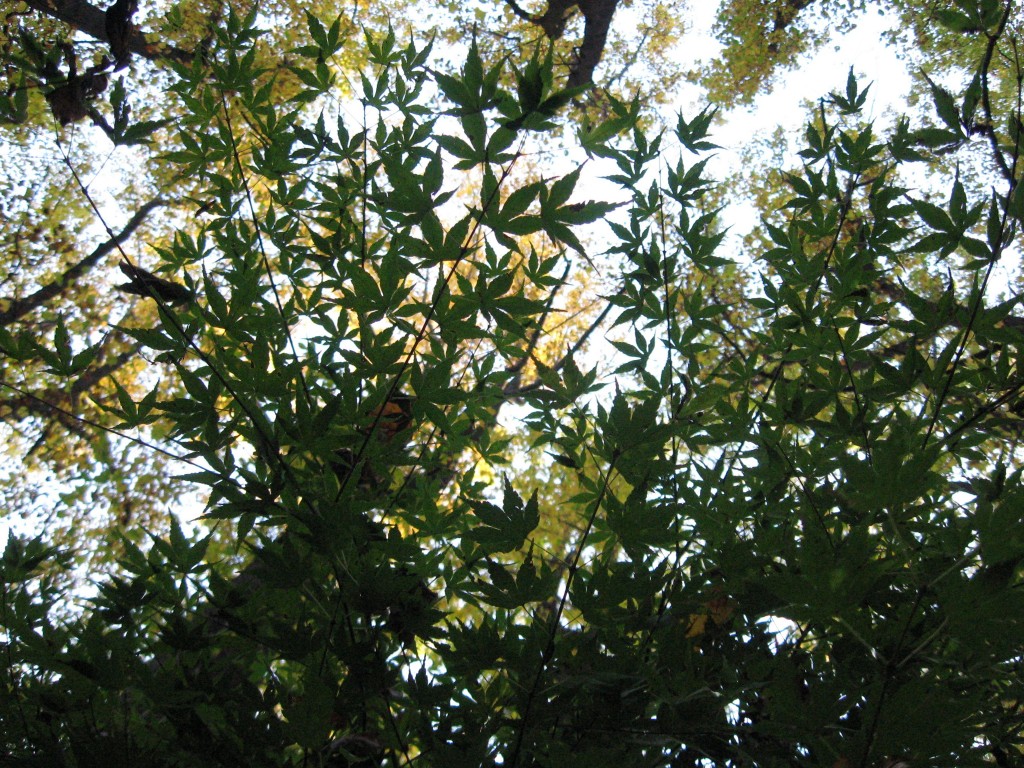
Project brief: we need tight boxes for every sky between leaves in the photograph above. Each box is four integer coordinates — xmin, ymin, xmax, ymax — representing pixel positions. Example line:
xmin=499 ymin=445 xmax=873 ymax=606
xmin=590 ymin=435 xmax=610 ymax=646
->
xmin=0 ymin=4 xmax=927 ymax=524
xmin=1 ymin=0 xmax=1014 ymax=552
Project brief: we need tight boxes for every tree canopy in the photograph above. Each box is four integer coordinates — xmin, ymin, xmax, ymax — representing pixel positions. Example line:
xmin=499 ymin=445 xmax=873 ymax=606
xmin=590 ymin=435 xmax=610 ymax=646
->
xmin=3 ymin=0 xmax=1024 ymax=766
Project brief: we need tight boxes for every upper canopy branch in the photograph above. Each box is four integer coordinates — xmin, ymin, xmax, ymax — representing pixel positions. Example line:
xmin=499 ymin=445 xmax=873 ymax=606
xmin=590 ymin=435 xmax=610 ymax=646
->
xmin=21 ymin=0 xmax=192 ymax=65
xmin=0 ymin=196 xmax=168 ymax=327
xmin=767 ymin=0 xmax=815 ymax=53
xmin=504 ymin=0 xmax=621 ymax=87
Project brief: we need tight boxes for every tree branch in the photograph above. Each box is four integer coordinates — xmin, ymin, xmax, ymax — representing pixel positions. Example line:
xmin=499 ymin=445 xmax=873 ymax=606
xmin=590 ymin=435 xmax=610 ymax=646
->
xmin=567 ymin=0 xmax=619 ymax=88
xmin=504 ymin=0 xmax=622 ymax=87
xmin=766 ymin=0 xmax=816 ymax=54
xmin=20 ymin=0 xmax=192 ymax=65
xmin=977 ymin=0 xmax=1015 ymax=185
xmin=0 ymin=196 xmax=167 ymax=327
xmin=505 ymin=0 xmax=538 ymax=24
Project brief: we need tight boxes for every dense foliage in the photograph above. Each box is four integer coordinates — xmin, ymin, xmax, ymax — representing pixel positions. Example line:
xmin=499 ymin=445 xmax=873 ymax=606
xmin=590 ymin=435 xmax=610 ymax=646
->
xmin=4 ymin=1 xmax=1024 ymax=766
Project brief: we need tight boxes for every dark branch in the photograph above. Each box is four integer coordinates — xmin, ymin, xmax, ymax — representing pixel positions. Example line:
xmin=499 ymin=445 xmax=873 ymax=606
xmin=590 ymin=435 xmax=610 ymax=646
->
xmin=504 ymin=0 xmax=622 ymax=87
xmin=20 ymin=0 xmax=192 ymax=65
xmin=506 ymin=0 xmax=538 ymax=24
xmin=567 ymin=0 xmax=618 ymax=88
xmin=117 ymin=259 xmax=195 ymax=305
xmin=0 ymin=197 xmax=168 ymax=327
xmin=766 ymin=0 xmax=815 ymax=54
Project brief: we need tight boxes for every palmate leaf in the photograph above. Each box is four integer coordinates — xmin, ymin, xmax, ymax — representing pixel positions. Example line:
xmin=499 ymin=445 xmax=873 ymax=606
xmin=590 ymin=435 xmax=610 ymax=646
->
xmin=467 ymin=478 xmax=540 ymax=554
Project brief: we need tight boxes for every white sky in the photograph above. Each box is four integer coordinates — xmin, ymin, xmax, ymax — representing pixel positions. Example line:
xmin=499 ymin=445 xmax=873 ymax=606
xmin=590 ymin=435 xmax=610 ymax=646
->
xmin=681 ymin=5 xmax=914 ymax=236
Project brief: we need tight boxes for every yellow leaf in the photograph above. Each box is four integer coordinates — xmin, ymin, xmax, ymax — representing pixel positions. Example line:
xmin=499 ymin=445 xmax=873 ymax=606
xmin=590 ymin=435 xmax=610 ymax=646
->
xmin=685 ymin=613 xmax=709 ymax=639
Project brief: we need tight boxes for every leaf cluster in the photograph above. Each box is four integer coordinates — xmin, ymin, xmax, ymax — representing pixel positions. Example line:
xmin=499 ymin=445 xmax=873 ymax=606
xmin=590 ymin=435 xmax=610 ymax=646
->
xmin=3 ymin=7 xmax=1024 ymax=768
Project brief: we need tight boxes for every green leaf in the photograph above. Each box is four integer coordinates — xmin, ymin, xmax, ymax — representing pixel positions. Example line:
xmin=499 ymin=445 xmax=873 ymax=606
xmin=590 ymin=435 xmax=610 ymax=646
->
xmin=467 ymin=479 xmax=540 ymax=553
xmin=285 ymin=669 xmax=334 ymax=748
